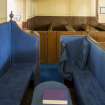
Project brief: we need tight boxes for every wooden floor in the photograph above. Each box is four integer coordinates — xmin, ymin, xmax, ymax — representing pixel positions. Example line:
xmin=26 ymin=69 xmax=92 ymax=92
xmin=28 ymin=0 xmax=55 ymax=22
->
xmin=21 ymin=80 xmax=78 ymax=105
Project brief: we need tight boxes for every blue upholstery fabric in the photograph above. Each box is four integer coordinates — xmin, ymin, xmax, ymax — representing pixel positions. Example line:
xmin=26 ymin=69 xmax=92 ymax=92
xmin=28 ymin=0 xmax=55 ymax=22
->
xmin=0 ymin=21 xmax=38 ymax=105
xmin=40 ymin=64 xmax=64 ymax=83
xmin=73 ymin=69 xmax=105 ymax=105
xmin=88 ymin=41 xmax=105 ymax=91
xmin=64 ymin=39 xmax=82 ymax=64
xmin=60 ymin=37 xmax=84 ymax=80
xmin=0 ymin=64 xmax=33 ymax=105
xmin=60 ymin=36 xmax=84 ymax=45
xmin=11 ymin=22 xmax=37 ymax=63
xmin=76 ymin=39 xmax=90 ymax=69
xmin=60 ymin=37 xmax=89 ymax=80
xmin=0 ymin=22 xmax=11 ymax=76
xmin=60 ymin=36 xmax=105 ymax=105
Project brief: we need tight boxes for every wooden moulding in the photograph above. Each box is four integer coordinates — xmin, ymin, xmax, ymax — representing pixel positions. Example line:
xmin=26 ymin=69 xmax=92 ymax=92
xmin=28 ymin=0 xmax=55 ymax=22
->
xmin=88 ymin=36 xmax=105 ymax=51
xmin=89 ymin=31 xmax=105 ymax=42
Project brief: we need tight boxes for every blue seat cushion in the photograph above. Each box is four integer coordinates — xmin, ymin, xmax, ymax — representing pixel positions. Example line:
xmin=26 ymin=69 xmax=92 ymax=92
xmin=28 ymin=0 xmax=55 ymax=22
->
xmin=73 ymin=70 xmax=105 ymax=105
xmin=75 ymin=39 xmax=90 ymax=69
xmin=0 ymin=63 xmax=34 ymax=105
xmin=66 ymin=38 xmax=83 ymax=64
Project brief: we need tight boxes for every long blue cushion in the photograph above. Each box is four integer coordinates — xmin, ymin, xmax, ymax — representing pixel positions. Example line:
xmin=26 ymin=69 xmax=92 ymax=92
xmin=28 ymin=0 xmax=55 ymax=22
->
xmin=59 ymin=37 xmax=89 ymax=80
xmin=65 ymin=38 xmax=83 ymax=64
xmin=60 ymin=36 xmax=105 ymax=105
xmin=0 ymin=23 xmax=11 ymax=75
xmin=73 ymin=69 xmax=105 ymax=105
xmin=0 ymin=63 xmax=34 ymax=105
xmin=11 ymin=22 xmax=37 ymax=64
xmin=0 ymin=21 xmax=38 ymax=105
xmin=88 ymin=41 xmax=105 ymax=91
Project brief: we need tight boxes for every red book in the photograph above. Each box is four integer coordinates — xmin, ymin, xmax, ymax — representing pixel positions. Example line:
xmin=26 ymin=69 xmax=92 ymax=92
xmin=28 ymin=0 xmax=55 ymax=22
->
xmin=42 ymin=89 xmax=68 ymax=105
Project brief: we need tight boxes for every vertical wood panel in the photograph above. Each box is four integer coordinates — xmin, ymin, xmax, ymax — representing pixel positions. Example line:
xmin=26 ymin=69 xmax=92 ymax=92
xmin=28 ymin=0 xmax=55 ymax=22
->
xmin=89 ymin=31 xmax=105 ymax=42
xmin=39 ymin=31 xmax=48 ymax=64
xmin=48 ymin=32 xmax=57 ymax=64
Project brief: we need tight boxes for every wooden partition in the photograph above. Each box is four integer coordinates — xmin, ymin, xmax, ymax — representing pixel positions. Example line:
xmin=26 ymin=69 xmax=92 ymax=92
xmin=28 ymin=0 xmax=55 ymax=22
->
xmin=89 ymin=31 xmax=105 ymax=42
xmin=37 ymin=31 xmax=88 ymax=64
xmin=24 ymin=27 xmax=105 ymax=64
xmin=38 ymin=31 xmax=48 ymax=64
xmin=22 ymin=16 xmax=99 ymax=64
xmin=88 ymin=34 xmax=105 ymax=50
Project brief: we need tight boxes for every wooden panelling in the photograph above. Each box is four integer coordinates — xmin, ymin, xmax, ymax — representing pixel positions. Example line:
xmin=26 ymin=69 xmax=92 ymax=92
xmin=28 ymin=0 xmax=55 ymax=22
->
xmin=23 ymin=16 xmax=97 ymax=29
xmin=89 ymin=31 xmax=105 ymax=42
xmin=39 ymin=31 xmax=48 ymax=64
xmin=98 ymin=42 xmax=105 ymax=50
xmin=38 ymin=31 xmax=87 ymax=64
xmin=47 ymin=32 xmax=57 ymax=64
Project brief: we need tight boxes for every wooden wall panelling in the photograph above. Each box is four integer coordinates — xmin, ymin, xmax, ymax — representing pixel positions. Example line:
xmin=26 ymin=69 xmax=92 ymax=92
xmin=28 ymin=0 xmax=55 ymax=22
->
xmin=89 ymin=31 xmax=105 ymax=42
xmin=81 ymin=31 xmax=88 ymax=35
xmin=39 ymin=31 xmax=48 ymax=64
xmin=47 ymin=32 xmax=57 ymax=64
xmin=99 ymin=43 xmax=105 ymax=49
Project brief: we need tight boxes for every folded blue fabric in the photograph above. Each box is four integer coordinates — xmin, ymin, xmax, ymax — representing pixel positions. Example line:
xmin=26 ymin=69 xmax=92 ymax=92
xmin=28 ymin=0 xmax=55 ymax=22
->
xmin=76 ymin=39 xmax=90 ymax=69
xmin=66 ymin=38 xmax=83 ymax=64
xmin=59 ymin=38 xmax=83 ymax=80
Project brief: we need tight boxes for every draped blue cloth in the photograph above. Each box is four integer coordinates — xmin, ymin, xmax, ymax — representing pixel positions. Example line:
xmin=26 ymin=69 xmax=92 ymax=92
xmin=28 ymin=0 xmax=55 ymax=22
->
xmin=60 ymin=36 xmax=105 ymax=105
xmin=0 ymin=21 xmax=38 ymax=105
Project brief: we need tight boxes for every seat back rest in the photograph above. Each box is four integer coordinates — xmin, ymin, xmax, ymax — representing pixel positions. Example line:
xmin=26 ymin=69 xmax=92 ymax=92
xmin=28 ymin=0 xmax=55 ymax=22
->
xmin=60 ymin=36 xmax=87 ymax=64
xmin=11 ymin=21 xmax=37 ymax=64
xmin=0 ymin=22 xmax=11 ymax=76
xmin=88 ymin=40 xmax=105 ymax=91
xmin=60 ymin=36 xmax=85 ymax=46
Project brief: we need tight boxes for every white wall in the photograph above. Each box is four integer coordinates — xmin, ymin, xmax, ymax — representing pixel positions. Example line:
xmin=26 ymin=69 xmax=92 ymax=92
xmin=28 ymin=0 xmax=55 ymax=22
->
xmin=26 ymin=0 xmax=37 ymax=19
xmin=7 ymin=0 xmax=26 ymax=22
xmin=70 ymin=0 xmax=96 ymax=16
xmin=7 ymin=0 xmax=37 ymax=22
xmin=36 ymin=0 xmax=70 ymax=16
xmin=36 ymin=0 xmax=96 ymax=16
xmin=98 ymin=0 xmax=105 ymax=23
xmin=0 ymin=0 xmax=7 ymax=23
xmin=0 ymin=0 xmax=98 ymax=23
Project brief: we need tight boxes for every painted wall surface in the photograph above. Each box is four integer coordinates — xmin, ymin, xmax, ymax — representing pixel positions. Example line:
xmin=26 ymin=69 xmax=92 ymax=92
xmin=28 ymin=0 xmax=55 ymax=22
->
xmin=0 ymin=0 xmax=7 ymax=23
xmin=36 ymin=0 xmax=96 ymax=16
xmin=26 ymin=0 xmax=37 ymax=19
xmin=98 ymin=0 xmax=105 ymax=23
xmin=70 ymin=0 xmax=96 ymax=16
xmin=0 ymin=0 xmax=98 ymax=23
xmin=7 ymin=0 xmax=37 ymax=22
xmin=7 ymin=0 xmax=26 ymax=22
xmin=36 ymin=0 xmax=70 ymax=16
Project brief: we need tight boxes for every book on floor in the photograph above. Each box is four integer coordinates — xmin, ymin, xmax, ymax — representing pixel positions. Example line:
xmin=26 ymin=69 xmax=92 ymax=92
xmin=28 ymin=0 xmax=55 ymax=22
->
xmin=42 ymin=89 xmax=68 ymax=105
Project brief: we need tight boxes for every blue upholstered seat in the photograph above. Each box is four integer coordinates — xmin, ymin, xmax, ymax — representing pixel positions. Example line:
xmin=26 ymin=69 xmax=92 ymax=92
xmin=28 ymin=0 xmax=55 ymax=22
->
xmin=0 ymin=21 xmax=39 ymax=105
xmin=60 ymin=36 xmax=105 ymax=105
xmin=73 ymin=70 xmax=105 ymax=105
